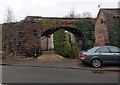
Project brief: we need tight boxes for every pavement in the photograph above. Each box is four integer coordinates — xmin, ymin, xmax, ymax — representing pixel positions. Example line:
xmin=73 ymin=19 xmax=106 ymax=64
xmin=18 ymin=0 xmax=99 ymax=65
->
xmin=1 ymin=52 xmax=120 ymax=72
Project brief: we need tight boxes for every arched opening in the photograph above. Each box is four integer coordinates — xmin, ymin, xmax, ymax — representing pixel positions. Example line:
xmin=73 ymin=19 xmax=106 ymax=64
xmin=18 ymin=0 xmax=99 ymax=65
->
xmin=41 ymin=27 xmax=83 ymax=51
xmin=41 ymin=27 xmax=83 ymax=38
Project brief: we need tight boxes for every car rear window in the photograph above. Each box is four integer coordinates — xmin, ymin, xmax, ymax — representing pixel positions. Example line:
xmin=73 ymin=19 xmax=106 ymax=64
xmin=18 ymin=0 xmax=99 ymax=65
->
xmin=87 ymin=47 xmax=96 ymax=52
xmin=87 ymin=47 xmax=99 ymax=53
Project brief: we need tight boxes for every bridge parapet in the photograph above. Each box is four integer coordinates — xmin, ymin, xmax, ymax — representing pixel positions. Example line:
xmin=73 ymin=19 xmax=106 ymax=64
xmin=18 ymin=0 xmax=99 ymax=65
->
xmin=24 ymin=16 xmax=95 ymax=23
xmin=25 ymin=16 xmax=43 ymax=23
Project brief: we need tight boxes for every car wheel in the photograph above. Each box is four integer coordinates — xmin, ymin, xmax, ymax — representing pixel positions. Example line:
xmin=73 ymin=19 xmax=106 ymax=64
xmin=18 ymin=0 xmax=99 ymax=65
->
xmin=91 ymin=59 xmax=102 ymax=68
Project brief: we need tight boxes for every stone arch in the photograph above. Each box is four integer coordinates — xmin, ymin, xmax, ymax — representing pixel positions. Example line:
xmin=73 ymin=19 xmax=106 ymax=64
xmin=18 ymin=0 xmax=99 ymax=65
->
xmin=41 ymin=26 xmax=83 ymax=50
xmin=41 ymin=27 xmax=83 ymax=38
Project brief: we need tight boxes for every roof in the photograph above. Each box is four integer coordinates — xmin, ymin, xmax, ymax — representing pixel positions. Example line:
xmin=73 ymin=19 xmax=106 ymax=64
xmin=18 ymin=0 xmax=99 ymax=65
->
xmin=96 ymin=8 xmax=120 ymax=19
xmin=101 ymin=8 xmax=120 ymax=15
xmin=95 ymin=46 xmax=119 ymax=48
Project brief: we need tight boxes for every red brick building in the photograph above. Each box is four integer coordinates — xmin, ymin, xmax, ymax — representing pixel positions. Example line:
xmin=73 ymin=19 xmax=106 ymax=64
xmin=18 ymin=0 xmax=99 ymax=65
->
xmin=95 ymin=8 xmax=120 ymax=46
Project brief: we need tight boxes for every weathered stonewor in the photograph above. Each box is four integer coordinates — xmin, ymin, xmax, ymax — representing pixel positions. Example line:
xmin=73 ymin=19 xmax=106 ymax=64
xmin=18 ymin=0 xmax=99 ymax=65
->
xmin=95 ymin=8 xmax=120 ymax=46
xmin=2 ymin=16 xmax=96 ymax=57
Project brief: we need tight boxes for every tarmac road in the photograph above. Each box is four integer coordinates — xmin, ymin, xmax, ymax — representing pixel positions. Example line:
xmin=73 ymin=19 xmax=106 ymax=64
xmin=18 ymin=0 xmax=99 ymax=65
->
xmin=2 ymin=66 xmax=119 ymax=83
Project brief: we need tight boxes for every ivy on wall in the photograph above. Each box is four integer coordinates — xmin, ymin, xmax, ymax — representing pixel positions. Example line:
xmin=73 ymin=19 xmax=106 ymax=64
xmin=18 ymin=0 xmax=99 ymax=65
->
xmin=75 ymin=20 xmax=95 ymax=50
xmin=108 ymin=17 xmax=120 ymax=48
xmin=2 ymin=22 xmax=23 ymax=57
xmin=2 ymin=18 xmax=95 ymax=58
xmin=41 ymin=19 xmax=95 ymax=50
xmin=41 ymin=19 xmax=61 ymax=29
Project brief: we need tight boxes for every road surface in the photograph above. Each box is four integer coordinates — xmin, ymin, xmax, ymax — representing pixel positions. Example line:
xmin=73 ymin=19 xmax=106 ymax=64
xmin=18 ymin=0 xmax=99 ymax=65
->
xmin=2 ymin=66 xmax=119 ymax=83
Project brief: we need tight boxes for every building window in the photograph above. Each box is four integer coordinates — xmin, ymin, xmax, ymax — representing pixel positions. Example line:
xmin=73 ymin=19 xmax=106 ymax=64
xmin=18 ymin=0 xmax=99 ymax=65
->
xmin=101 ymin=19 xmax=105 ymax=24
xmin=33 ymin=33 xmax=37 ymax=36
xmin=32 ymin=30 xmax=37 ymax=36
xmin=33 ymin=30 xmax=37 ymax=32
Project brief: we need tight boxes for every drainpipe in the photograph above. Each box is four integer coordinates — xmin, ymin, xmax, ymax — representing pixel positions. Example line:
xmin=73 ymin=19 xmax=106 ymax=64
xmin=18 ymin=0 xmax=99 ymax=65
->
xmin=46 ymin=37 xmax=48 ymax=51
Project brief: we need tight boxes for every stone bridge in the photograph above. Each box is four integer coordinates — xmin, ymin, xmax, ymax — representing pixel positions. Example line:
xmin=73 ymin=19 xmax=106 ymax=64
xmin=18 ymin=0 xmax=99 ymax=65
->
xmin=24 ymin=16 xmax=95 ymax=37
xmin=2 ymin=16 xmax=95 ymax=57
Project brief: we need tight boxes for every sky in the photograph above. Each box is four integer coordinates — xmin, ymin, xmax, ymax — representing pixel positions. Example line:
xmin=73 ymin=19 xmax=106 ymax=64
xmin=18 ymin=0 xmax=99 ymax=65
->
xmin=0 ymin=0 xmax=119 ymax=23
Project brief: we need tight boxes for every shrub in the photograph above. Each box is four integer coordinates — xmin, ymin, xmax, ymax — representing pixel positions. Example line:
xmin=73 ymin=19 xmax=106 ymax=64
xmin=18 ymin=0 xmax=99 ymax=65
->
xmin=69 ymin=45 xmax=80 ymax=59
xmin=53 ymin=29 xmax=71 ymax=58
xmin=53 ymin=29 xmax=80 ymax=59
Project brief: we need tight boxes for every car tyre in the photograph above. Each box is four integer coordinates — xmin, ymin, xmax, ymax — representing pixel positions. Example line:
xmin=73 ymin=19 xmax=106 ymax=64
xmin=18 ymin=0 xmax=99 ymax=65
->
xmin=91 ymin=59 xmax=102 ymax=68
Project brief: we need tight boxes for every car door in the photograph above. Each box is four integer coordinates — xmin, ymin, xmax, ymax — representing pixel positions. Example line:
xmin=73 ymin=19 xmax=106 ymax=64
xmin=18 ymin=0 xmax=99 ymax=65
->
xmin=108 ymin=47 xmax=120 ymax=64
xmin=97 ymin=47 xmax=113 ymax=64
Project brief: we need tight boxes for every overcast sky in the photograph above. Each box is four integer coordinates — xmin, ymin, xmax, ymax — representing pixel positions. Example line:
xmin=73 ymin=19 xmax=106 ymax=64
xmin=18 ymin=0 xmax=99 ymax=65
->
xmin=0 ymin=0 xmax=119 ymax=23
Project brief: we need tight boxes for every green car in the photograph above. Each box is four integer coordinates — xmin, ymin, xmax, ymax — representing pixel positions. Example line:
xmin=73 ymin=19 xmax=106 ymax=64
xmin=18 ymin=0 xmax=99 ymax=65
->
xmin=79 ymin=46 xmax=120 ymax=68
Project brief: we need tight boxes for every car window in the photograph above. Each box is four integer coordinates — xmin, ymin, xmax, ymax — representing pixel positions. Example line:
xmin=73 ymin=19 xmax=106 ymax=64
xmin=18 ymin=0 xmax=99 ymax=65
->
xmin=95 ymin=48 xmax=100 ymax=53
xmin=109 ymin=47 xmax=120 ymax=53
xmin=96 ymin=47 xmax=110 ymax=53
xmin=87 ymin=47 xmax=99 ymax=53
xmin=87 ymin=47 xmax=96 ymax=52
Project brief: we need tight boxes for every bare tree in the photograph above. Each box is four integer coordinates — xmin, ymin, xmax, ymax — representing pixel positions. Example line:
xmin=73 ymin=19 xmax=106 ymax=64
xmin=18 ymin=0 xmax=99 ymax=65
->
xmin=65 ymin=9 xmax=93 ymax=18
xmin=65 ymin=9 xmax=81 ymax=18
xmin=5 ymin=7 xmax=15 ymax=23
xmin=65 ymin=9 xmax=76 ymax=18
xmin=82 ymin=12 xmax=92 ymax=18
xmin=76 ymin=13 xmax=81 ymax=18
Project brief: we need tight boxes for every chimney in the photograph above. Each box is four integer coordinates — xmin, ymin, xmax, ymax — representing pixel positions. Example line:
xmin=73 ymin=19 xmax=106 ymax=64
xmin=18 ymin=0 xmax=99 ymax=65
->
xmin=118 ymin=1 xmax=120 ymax=8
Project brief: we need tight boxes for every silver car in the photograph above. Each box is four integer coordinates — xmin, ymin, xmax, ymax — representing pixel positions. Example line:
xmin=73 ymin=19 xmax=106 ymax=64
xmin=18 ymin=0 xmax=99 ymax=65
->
xmin=79 ymin=46 xmax=120 ymax=68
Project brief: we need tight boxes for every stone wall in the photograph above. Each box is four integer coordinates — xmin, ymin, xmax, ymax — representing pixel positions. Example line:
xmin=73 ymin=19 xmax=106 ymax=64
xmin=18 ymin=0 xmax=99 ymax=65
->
xmin=41 ymin=36 xmax=54 ymax=51
xmin=0 ymin=24 xmax=2 ymax=55
xmin=2 ymin=16 xmax=95 ymax=57
xmin=95 ymin=10 xmax=108 ymax=46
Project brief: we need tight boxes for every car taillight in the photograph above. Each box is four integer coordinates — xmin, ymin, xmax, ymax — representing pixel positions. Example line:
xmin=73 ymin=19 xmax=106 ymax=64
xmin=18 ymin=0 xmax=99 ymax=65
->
xmin=80 ymin=54 xmax=87 ymax=57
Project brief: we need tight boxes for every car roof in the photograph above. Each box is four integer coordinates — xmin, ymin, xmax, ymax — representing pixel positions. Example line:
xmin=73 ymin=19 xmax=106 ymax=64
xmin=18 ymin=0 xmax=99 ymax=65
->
xmin=95 ymin=46 xmax=118 ymax=48
xmin=87 ymin=46 xmax=118 ymax=53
